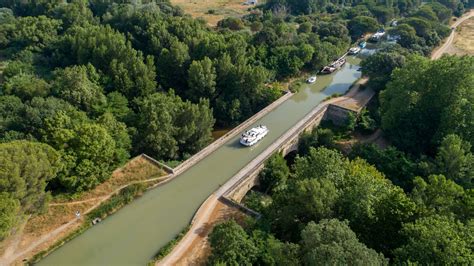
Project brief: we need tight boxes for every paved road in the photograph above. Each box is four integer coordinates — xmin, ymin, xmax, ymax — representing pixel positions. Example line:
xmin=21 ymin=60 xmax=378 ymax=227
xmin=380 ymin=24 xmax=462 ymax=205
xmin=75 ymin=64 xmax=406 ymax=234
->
xmin=431 ymin=10 xmax=474 ymax=59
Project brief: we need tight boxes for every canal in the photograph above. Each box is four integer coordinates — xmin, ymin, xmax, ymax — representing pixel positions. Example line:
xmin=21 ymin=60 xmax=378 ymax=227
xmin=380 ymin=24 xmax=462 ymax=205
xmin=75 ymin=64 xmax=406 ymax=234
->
xmin=39 ymin=57 xmax=361 ymax=266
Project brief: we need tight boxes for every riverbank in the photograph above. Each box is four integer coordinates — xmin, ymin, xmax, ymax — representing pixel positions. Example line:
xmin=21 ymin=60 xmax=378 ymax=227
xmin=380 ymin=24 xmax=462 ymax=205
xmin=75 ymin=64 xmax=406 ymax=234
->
xmin=17 ymin=88 xmax=292 ymax=265
xmin=158 ymin=72 xmax=367 ymax=266
xmin=36 ymin=58 xmax=361 ymax=265
xmin=0 ymin=156 xmax=168 ymax=265
xmin=431 ymin=10 xmax=474 ymax=59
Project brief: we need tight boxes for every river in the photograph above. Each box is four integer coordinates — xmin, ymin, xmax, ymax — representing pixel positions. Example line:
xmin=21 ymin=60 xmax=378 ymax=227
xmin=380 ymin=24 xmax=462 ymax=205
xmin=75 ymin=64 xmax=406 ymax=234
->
xmin=39 ymin=56 xmax=361 ymax=266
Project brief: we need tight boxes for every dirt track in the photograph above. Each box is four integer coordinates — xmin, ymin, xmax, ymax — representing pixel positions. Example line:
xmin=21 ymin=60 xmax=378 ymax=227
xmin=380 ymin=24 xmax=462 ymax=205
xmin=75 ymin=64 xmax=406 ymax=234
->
xmin=431 ymin=10 xmax=474 ymax=59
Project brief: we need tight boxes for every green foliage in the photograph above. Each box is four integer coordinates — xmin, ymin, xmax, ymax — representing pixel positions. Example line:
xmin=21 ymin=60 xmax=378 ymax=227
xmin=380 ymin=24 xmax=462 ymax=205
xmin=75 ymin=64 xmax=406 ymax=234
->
xmin=0 ymin=140 xmax=60 ymax=237
xmin=0 ymin=140 xmax=60 ymax=213
xmin=134 ymin=91 xmax=215 ymax=160
xmin=209 ymin=220 xmax=258 ymax=265
xmin=380 ymin=55 xmax=474 ymax=155
xmin=149 ymin=225 xmax=191 ymax=265
xmin=52 ymin=64 xmax=106 ymax=115
xmin=301 ymin=219 xmax=387 ymax=265
xmin=186 ymin=57 xmax=217 ymax=102
xmin=2 ymin=73 xmax=50 ymax=100
xmin=267 ymin=147 xmax=416 ymax=255
xmin=355 ymin=108 xmax=377 ymax=133
xmin=411 ymin=175 xmax=472 ymax=221
xmin=0 ymin=192 xmax=20 ymax=239
xmin=361 ymin=49 xmax=406 ymax=90
xmin=435 ymin=134 xmax=473 ymax=188
xmin=217 ymin=17 xmax=245 ymax=31
xmin=87 ymin=183 xmax=147 ymax=220
xmin=394 ymin=215 xmax=474 ymax=264
xmin=242 ymin=191 xmax=272 ymax=213
xmin=55 ymin=24 xmax=156 ymax=98
xmin=350 ymin=144 xmax=418 ymax=190
xmin=259 ymin=153 xmax=289 ymax=194
xmin=348 ymin=16 xmax=379 ymax=39
xmin=10 ymin=15 xmax=61 ymax=51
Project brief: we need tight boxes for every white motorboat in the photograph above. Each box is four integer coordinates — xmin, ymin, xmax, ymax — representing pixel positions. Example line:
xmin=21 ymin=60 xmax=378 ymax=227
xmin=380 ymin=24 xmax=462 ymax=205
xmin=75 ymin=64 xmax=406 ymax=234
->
xmin=306 ymin=76 xmax=317 ymax=83
xmin=348 ymin=47 xmax=361 ymax=55
xmin=240 ymin=125 xmax=269 ymax=146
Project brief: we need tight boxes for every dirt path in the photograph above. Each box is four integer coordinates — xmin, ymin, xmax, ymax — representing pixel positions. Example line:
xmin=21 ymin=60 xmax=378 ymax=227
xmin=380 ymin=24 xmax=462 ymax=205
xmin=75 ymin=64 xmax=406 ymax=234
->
xmin=431 ymin=10 xmax=474 ymax=59
xmin=0 ymin=173 xmax=171 ymax=265
xmin=48 ymin=197 xmax=105 ymax=206
xmin=1 ymin=216 xmax=29 ymax=263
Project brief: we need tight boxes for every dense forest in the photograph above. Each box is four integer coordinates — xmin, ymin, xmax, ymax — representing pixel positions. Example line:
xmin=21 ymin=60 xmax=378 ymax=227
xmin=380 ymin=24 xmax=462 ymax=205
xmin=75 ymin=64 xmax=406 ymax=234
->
xmin=206 ymin=0 xmax=474 ymax=265
xmin=209 ymin=56 xmax=474 ymax=264
xmin=0 ymin=0 xmax=472 ymax=263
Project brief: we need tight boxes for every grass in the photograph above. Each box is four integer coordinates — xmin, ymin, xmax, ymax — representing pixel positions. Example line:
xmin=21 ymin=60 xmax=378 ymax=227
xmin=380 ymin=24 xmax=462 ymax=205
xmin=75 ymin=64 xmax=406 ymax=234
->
xmin=15 ymin=156 xmax=168 ymax=264
xmin=323 ymin=93 xmax=343 ymax=101
xmin=148 ymin=225 xmax=191 ymax=265
xmin=288 ymin=79 xmax=304 ymax=93
xmin=170 ymin=0 xmax=260 ymax=26
xmin=451 ymin=17 xmax=474 ymax=55
xmin=28 ymin=183 xmax=149 ymax=264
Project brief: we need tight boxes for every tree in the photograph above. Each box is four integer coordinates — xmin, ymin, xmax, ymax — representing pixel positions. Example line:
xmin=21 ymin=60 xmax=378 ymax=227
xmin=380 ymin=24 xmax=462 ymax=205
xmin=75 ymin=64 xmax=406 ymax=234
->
xmin=209 ymin=220 xmax=258 ymax=265
xmin=134 ymin=91 xmax=214 ymax=160
xmin=350 ymin=144 xmax=417 ymax=190
xmin=380 ymin=56 xmax=474 ymax=155
xmin=55 ymin=24 xmax=156 ymax=98
xmin=0 ymin=95 xmax=25 ymax=139
xmin=361 ymin=50 xmax=406 ymax=90
xmin=97 ymin=112 xmax=131 ymax=166
xmin=103 ymin=92 xmax=131 ymax=122
xmin=217 ymin=17 xmax=245 ymax=30
xmin=186 ymin=57 xmax=217 ymax=102
xmin=0 ymin=193 xmax=19 ymax=239
xmin=301 ymin=219 xmax=387 ymax=265
xmin=52 ymin=64 xmax=106 ymax=115
xmin=348 ymin=16 xmax=379 ymax=40
xmin=51 ymin=122 xmax=117 ymax=192
xmin=394 ymin=215 xmax=473 ymax=264
xmin=435 ymin=134 xmax=473 ymax=188
xmin=411 ymin=175 xmax=471 ymax=220
xmin=2 ymin=73 xmax=50 ymax=100
xmin=389 ymin=24 xmax=419 ymax=49
xmin=0 ymin=141 xmax=60 ymax=215
xmin=10 ymin=15 xmax=61 ymax=50
xmin=259 ymin=153 xmax=289 ymax=194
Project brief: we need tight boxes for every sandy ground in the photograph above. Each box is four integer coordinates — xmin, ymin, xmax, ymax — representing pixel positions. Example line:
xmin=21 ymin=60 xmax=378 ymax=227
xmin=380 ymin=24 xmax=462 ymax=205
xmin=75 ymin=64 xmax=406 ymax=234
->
xmin=170 ymin=0 xmax=256 ymax=26
xmin=173 ymin=200 xmax=247 ymax=265
xmin=0 ymin=156 xmax=167 ymax=265
xmin=445 ymin=16 xmax=474 ymax=55
xmin=432 ymin=10 xmax=474 ymax=59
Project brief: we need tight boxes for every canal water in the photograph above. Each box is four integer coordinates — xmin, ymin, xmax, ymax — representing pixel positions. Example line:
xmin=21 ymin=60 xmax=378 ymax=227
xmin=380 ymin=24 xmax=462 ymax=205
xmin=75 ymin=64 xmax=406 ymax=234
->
xmin=39 ymin=57 xmax=361 ymax=266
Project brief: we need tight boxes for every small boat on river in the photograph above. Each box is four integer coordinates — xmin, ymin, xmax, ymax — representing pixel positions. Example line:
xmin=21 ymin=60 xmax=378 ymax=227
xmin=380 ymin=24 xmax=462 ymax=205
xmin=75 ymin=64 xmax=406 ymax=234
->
xmin=240 ymin=125 xmax=268 ymax=146
xmin=306 ymin=76 xmax=317 ymax=83
xmin=321 ymin=57 xmax=346 ymax=74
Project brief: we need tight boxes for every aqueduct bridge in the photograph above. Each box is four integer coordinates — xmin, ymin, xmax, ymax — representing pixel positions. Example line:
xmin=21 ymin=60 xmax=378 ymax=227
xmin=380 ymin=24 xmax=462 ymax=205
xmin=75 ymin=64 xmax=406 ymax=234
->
xmin=39 ymin=56 xmax=372 ymax=266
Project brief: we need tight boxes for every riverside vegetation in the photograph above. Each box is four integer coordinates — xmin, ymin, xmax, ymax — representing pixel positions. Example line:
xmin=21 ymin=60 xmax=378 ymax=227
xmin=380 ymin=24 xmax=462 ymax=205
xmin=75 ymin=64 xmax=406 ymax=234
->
xmin=0 ymin=0 xmax=472 ymax=264
xmin=207 ymin=0 xmax=474 ymax=265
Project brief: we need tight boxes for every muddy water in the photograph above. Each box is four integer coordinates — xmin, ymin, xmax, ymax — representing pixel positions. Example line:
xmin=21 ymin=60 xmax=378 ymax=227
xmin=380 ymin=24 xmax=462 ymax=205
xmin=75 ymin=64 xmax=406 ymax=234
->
xmin=39 ymin=57 xmax=361 ymax=266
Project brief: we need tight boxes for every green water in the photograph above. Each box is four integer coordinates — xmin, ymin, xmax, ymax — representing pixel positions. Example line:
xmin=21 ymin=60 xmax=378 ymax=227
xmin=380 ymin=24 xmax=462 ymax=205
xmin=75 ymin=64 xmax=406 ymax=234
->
xmin=39 ymin=57 xmax=361 ymax=266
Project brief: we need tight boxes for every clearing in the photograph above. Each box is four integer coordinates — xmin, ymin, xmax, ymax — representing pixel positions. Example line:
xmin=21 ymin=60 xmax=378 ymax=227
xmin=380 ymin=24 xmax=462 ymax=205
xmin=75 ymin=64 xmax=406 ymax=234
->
xmin=170 ymin=0 xmax=258 ymax=26
xmin=447 ymin=16 xmax=474 ymax=55
xmin=0 ymin=156 xmax=169 ymax=265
